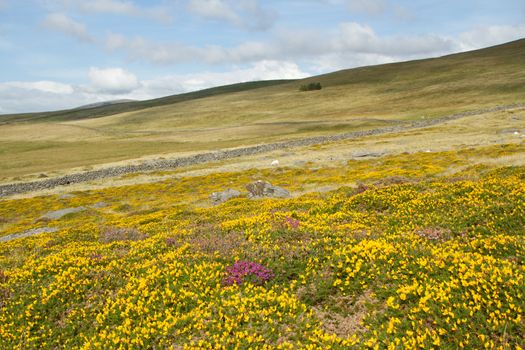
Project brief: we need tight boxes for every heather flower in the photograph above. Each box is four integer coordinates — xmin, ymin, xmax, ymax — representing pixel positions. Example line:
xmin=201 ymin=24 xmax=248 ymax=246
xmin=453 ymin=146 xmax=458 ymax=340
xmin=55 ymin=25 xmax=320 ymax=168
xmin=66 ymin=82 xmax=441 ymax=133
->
xmin=0 ymin=270 xmax=7 ymax=283
xmin=165 ymin=237 xmax=178 ymax=247
xmin=223 ymin=261 xmax=275 ymax=286
xmin=285 ymin=217 xmax=300 ymax=230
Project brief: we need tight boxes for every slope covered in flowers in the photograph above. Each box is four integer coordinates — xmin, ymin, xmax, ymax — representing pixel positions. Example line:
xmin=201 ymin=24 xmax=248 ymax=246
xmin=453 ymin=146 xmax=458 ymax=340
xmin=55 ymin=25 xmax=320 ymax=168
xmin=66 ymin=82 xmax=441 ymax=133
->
xmin=0 ymin=143 xmax=524 ymax=349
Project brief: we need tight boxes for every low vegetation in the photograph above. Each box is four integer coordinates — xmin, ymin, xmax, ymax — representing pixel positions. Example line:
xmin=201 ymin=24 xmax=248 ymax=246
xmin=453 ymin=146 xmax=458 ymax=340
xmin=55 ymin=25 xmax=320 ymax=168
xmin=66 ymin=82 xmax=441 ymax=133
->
xmin=0 ymin=143 xmax=523 ymax=349
xmin=299 ymin=82 xmax=322 ymax=91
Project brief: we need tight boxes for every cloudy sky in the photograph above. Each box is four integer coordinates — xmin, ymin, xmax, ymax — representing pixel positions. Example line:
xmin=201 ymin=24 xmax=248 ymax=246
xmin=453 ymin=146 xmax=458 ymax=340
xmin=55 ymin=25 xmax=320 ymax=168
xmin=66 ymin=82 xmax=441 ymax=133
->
xmin=0 ymin=0 xmax=524 ymax=114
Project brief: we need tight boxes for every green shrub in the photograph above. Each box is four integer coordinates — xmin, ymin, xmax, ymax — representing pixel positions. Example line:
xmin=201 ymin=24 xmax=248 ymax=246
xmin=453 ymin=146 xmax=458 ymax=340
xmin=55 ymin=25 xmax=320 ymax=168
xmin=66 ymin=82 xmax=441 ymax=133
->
xmin=299 ymin=82 xmax=322 ymax=91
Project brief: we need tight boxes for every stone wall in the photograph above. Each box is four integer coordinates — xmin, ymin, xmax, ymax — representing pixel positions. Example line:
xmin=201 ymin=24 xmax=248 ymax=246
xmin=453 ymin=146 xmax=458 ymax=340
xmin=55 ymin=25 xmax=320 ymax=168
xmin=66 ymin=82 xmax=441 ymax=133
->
xmin=1 ymin=103 xmax=523 ymax=197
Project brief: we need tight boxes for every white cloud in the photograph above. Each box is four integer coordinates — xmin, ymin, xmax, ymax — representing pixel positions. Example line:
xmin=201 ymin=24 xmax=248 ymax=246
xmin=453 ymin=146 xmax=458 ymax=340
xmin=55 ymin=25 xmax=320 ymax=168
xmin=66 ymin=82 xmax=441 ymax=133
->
xmin=92 ymin=60 xmax=308 ymax=100
xmin=175 ymin=60 xmax=308 ymax=91
xmin=346 ymin=0 xmax=387 ymax=15
xmin=88 ymin=67 xmax=139 ymax=94
xmin=103 ymin=22 xmax=458 ymax=66
xmin=3 ymin=81 xmax=74 ymax=94
xmin=42 ymin=13 xmax=93 ymax=42
xmin=458 ymin=24 xmax=525 ymax=50
xmin=0 ymin=81 xmax=79 ymax=114
xmin=78 ymin=0 xmax=143 ymax=14
xmin=187 ymin=0 xmax=277 ymax=30
xmin=337 ymin=22 xmax=456 ymax=55
xmin=51 ymin=0 xmax=172 ymax=23
xmin=188 ymin=0 xmax=238 ymax=24
xmin=0 ymin=61 xmax=308 ymax=113
xmin=323 ymin=0 xmax=413 ymax=20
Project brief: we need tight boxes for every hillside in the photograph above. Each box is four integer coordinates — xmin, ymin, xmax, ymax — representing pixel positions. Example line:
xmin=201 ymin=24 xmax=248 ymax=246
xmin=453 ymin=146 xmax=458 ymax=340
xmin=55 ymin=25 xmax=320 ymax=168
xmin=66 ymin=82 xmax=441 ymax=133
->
xmin=0 ymin=39 xmax=524 ymax=181
xmin=75 ymin=99 xmax=136 ymax=110
xmin=0 ymin=80 xmax=294 ymax=124
xmin=0 ymin=37 xmax=525 ymax=349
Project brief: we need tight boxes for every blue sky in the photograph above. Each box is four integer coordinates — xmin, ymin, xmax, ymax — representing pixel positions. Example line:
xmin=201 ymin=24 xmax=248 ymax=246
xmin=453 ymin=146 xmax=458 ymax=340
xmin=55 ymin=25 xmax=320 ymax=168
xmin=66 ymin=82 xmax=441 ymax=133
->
xmin=0 ymin=0 xmax=524 ymax=113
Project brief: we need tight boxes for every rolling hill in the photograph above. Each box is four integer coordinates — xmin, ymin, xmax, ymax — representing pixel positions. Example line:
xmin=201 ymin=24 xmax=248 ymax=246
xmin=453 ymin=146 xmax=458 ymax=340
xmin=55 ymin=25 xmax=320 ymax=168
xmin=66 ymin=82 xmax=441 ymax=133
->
xmin=0 ymin=39 xmax=524 ymax=180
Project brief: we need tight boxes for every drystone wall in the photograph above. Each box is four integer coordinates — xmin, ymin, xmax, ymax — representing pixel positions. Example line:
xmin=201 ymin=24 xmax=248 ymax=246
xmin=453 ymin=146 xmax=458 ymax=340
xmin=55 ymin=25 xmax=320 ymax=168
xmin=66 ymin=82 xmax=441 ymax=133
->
xmin=1 ymin=103 xmax=523 ymax=197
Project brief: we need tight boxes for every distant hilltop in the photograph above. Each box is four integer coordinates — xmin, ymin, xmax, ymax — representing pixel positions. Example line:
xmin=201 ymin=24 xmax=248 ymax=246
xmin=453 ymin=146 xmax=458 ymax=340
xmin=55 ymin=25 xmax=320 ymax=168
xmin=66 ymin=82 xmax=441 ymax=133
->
xmin=75 ymin=99 xmax=136 ymax=110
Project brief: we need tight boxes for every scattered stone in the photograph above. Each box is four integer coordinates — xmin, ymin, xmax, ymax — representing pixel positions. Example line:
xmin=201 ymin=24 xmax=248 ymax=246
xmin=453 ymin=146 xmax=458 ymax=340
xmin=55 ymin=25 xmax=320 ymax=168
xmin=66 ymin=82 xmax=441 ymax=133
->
xmin=91 ymin=202 xmax=108 ymax=209
xmin=271 ymin=160 xmax=280 ymax=166
xmin=59 ymin=193 xmax=75 ymax=199
xmin=499 ymin=128 xmax=520 ymax=134
xmin=352 ymin=151 xmax=384 ymax=158
xmin=246 ymin=181 xmax=290 ymax=199
xmin=0 ymin=227 xmax=58 ymax=242
xmin=100 ymin=226 xmax=147 ymax=243
xmin=42 ymin=207 xmax=86 ymax=220
xmin=209 ymin=189 xmax=241 ymax=205
xmin=293 ymin=160 xmax=307 ymax=167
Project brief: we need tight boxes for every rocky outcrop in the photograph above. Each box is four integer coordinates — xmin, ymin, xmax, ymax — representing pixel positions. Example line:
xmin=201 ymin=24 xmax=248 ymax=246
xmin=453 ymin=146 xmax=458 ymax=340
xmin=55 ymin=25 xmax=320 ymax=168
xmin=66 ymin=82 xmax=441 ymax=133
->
xmin=209 ymin=189 xmax=242 ymax=205
xmin=0 ymin=227 xmax=58 ymax=242
xmin=246 ymin=181 xmax=290 ymax=199
xmin=42 ymin=207 xmax=86 ymax=220
xmin=352 ymin=151 xmax=385 ymax=158
xmin=1 ymin=103 xmax=523 ymax=197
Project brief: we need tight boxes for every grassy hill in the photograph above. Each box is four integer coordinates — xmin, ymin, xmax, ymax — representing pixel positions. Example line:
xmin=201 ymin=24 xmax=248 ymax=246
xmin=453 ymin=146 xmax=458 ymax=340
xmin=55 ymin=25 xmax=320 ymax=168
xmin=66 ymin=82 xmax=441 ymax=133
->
xmin=1 ymin=39 xmax=524 ymax=180
xmin=0 ymin=80 xmax=294 ymax=124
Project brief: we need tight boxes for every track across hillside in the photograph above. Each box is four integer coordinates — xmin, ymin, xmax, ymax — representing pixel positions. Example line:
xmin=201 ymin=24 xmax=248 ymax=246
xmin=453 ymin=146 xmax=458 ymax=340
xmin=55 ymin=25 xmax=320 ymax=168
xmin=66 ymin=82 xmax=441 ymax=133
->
xmin=1 ymin=103 xmax=523 ymax=197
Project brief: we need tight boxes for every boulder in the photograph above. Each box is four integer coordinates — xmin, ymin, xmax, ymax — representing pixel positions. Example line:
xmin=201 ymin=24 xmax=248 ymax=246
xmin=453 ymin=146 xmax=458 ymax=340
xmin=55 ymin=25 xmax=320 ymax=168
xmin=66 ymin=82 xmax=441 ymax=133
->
xmin=42 ymin=207 xmax=86 ymax=220
xmin=209 ymin=189 xmax=241 ymax=205
xmin=246 ymin=181 xmax=290 ymax=199
xmin=352 ymin=151 xmax=384 ymax=158
xmin=91 ymin=202 xmax=108 ymax=209
xmin=0 ymin=227 xmax=58 ymax=242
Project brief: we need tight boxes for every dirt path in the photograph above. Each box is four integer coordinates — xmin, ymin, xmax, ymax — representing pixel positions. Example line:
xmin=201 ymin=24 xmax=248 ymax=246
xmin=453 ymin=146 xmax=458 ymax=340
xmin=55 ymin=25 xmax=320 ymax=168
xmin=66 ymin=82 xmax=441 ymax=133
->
xmin=1 ymin=103 xmax=523 ymax=198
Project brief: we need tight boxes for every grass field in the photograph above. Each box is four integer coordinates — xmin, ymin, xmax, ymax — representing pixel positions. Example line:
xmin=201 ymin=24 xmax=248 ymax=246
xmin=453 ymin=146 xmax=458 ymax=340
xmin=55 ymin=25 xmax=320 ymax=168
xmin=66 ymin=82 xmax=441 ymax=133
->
xmin=1 ymin=39 xmax=524 ymax=180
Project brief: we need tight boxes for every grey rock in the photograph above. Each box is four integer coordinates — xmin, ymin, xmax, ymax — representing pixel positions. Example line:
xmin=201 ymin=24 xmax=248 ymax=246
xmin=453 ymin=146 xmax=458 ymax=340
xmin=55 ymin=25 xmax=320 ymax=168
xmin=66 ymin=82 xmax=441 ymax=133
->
xmin=246 ymin=181 xmax=290 ymax=199
xmin=498 ymin=128 xmax=521 ymax=134
xmin=42 ymin=207 xmax=86 ymax=220
xmin=59 ymin=193 xmax=75 ymax=199
xmin=0 ymin=227 xmax=58 ymax=242
xmin=209 ymin=189 xmax=241 ymax=205
xmin=352 ymin=151 xmax=384 ymax=158
xmin=91 ymin=202 xmax=108 ymax=209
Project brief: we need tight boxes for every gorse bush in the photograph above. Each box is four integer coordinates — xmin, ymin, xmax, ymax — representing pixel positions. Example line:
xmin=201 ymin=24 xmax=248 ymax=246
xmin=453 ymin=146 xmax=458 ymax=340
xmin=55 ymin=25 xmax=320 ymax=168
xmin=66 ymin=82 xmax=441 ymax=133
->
xmin=299 ymin=82 xmax=322 ymax=91
xmin=0 ymin=144 xmax=524 ymax=348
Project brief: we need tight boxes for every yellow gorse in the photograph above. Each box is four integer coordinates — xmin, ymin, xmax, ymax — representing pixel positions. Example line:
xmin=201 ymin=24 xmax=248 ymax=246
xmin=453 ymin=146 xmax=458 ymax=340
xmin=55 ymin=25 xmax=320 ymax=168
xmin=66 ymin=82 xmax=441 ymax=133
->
xmin=0 ymin=143 xmax=524 ymax=349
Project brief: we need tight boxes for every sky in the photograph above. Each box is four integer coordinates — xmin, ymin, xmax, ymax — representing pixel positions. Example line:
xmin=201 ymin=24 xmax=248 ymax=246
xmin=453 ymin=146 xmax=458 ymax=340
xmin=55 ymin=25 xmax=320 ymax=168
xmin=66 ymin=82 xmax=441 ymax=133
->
xmin=0 ymin=0 xmax=524 ymax=114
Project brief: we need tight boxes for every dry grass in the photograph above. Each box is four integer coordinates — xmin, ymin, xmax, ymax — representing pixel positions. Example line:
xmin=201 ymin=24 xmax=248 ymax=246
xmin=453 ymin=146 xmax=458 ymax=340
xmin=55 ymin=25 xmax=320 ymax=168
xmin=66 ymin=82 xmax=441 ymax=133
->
xmin=313 ymin=291 xmax=377 ymax=338
xmin=3 ymin=108 xmax=525 ymax=200
xmin=189 ymin=229 xmax=246 ymax=256
xmin=99 ymin=226 xmax=147 ymax=243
